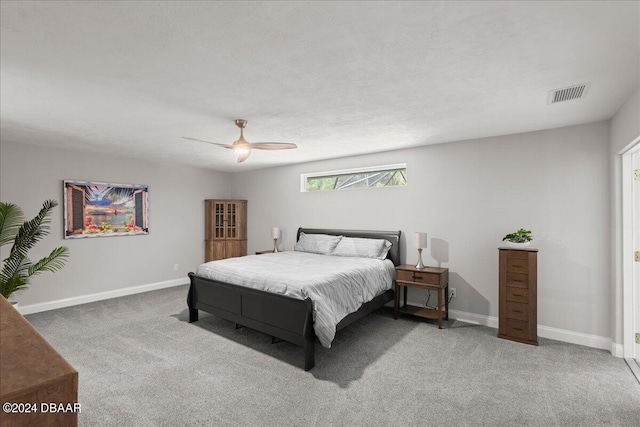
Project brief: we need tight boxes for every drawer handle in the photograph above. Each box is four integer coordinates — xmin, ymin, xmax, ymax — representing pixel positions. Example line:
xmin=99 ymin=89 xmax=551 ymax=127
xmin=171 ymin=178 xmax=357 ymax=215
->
xmin=513 ymin=293 xmax=522 ymax=297
xmin=415 ymin=276 xmax=424 ymax=281
xmin=513 ymin=327 xmax=522 ymax=331
xmin=512 ymin=310 xmax=522 ymax=313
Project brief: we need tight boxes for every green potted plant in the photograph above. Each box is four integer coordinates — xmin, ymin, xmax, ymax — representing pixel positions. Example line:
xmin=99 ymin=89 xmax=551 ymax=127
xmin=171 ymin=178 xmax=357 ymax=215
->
xmin=0 ymin=199 xmax=70 ymax=303
xmin=502 ymin=228 xmax=533 ymax=248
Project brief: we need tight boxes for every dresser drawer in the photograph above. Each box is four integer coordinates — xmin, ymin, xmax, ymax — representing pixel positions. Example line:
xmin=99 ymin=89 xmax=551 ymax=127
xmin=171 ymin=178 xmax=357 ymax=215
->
xmin=506 ymin=301 xmax=528 ymax=321
xmin=505 ymin=250 xmax=529 ymax=260
xmin=506 ymin=258 xmax=528 ymax=274
xmin=396 ymin=270 xmax=414 ymax=282
xmin=506 ymin=286 xmax=528 ymax=303
xmin=505 ymin=319 xmax=530 ymax=340
xmin=506 ymin=272 xmax=528 ymax=288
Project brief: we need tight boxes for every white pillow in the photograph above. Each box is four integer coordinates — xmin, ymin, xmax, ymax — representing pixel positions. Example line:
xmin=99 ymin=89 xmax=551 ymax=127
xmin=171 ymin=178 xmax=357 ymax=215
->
xmin=294 ymin=233 xmax=343 ymax=255
xmin=331 ymin=237 xmax=392 ymax=260
xmin=378 ymin=239 xmax=393 ymax=260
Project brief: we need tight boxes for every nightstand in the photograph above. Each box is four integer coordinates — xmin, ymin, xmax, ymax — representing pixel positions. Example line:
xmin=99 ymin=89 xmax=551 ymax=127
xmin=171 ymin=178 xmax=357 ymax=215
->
xmin=394 ymin=264 xmax=449 ymax=328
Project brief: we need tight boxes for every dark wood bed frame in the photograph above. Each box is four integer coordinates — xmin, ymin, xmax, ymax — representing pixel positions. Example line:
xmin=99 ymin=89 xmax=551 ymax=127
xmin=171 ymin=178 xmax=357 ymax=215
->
xmin=187 ymin=227 xmax=402 ymax=370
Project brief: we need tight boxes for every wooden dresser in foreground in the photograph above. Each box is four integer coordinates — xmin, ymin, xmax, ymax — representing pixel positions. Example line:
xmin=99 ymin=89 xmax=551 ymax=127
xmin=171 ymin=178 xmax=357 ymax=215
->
xmin=0 ymin=296 xmax=78 ymax=427
xmin=498 ymin=247 xmax=538 ymax=345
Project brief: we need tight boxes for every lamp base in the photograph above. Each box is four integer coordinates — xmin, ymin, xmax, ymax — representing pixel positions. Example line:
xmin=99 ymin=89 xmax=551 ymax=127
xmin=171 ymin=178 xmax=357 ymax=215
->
xmin=273 ymin=238 xmax=279 ymax=253
xmin=415 ymin=248 xmax=425 ymax=269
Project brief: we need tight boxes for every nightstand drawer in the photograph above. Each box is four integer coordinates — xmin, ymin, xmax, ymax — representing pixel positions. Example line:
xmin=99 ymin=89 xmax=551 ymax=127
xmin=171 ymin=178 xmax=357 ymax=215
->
xmin=506 ymin=286 xmax=528 ymax=303
xmin=395 ymin=270 xmax=443 ymax=285
xmin=413 ymin=272 xmax=442 ymax=285
xmin=506 ymin=272 xmax=528 ymax=288
xmin=506 ymin=258 xmax=528 ymax=274
xmin=506 ymin=301 xmax=528 ymax=321
xmin=396 ymin=270 xmax=414 ymax=282
xmin=505 ymin=319 xmax=530 ymax=340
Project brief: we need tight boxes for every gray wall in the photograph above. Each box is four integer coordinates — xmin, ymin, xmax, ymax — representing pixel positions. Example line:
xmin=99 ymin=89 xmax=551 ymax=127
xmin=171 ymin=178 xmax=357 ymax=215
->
xmin=231 ymin=121 xmax=612 ymax=338
xmin=611 ymin=87 xmax=640 ymax=154
xmin=0 ymin=140 xmax=229 ymax=306
xmin=0 ymin=119 xmax=620 ymax=344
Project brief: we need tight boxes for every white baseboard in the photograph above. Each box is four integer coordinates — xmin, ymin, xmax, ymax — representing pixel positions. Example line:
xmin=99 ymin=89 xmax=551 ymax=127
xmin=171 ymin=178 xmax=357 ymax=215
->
xmin=611 ymin=342 xmax=625 ymax=358
xmin=536 ymin=324 xmax=612 ymax=352
xmin=444 ymin=306 xmax=616 ymax=356
xmin=16 ymin=278 xmax=188 ymax=316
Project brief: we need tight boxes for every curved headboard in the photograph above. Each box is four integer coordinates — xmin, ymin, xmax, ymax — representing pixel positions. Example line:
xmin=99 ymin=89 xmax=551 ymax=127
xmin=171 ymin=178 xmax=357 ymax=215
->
xmin=296 ymin=227 xmax=402 ymax=266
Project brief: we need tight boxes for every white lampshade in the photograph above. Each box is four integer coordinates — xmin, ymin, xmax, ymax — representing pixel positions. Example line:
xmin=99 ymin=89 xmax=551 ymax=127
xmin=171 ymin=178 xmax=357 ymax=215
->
xmin=271 ymin=227 xmax=282 ymax=240
xmin=414 ymin=232 xmax=428 ymax=249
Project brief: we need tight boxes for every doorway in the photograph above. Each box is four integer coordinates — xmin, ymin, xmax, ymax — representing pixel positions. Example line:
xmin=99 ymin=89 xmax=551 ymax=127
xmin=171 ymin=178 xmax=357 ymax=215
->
xmin=633 ymin=147 xmax=639 ymax=366
xmin=622 ymin=138 xmax=640 ymax=377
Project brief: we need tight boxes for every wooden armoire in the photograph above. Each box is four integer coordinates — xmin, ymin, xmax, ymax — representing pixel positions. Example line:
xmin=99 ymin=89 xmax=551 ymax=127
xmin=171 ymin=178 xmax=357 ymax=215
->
xmin=204 ymin=199 xmax=247 ymax=262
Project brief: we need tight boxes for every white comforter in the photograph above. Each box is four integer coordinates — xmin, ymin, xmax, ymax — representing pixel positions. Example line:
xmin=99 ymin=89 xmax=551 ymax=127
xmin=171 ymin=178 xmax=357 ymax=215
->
xmin=196 ymin=251 xmax=395 ymax=348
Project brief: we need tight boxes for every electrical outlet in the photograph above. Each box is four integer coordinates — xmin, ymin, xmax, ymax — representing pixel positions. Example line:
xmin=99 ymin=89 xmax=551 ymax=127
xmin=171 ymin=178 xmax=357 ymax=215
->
xmin=173 ymin=264 xmax=179 ymax=271
xmin=449 ymin=288 xmax=456 ymax=298
xmin=636 ymin=333 xmax=640 ymax=344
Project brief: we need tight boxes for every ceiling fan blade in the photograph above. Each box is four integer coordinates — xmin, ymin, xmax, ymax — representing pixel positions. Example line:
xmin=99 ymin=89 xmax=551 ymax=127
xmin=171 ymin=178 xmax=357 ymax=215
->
xmin=236 ymin=149 xmax=252 ymax=163
xmin=249 ymin=142 xmax=298 ymax=150
xmin=182 ymin=136 xmax=234 ymax=149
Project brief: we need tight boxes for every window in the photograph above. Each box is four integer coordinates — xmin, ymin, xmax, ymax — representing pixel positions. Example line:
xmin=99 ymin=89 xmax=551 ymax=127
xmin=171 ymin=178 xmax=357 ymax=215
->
xmin=301 ymin=164 xmax=407 ymax=192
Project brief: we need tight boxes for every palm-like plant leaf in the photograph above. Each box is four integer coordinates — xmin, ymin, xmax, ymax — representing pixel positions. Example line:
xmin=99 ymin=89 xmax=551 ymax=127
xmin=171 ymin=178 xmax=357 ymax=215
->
xmin=1 ymin=273 xmax=28 ymax=299
xmin=28 ymin=246 xmax=70 ymax=277
xmin=0 ymin=203 xmax=24 ymax=247
xmin=1 ymin=254 xmax=29 ymax=281
xmin=0 ymin=199 xmax=69 ymax=299
xmin=10 ymin=199 xmax=57 ymax=259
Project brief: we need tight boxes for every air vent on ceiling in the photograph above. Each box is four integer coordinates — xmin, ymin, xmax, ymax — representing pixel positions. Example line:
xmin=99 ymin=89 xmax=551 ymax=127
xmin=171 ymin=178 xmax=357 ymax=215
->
xmin=547 ymin=83 xmax=591 ymax=105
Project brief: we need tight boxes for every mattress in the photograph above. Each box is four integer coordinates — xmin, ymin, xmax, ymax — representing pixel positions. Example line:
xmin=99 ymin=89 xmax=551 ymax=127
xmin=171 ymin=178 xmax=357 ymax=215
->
xmin=196 ymin=251 xmax=395 ymax=348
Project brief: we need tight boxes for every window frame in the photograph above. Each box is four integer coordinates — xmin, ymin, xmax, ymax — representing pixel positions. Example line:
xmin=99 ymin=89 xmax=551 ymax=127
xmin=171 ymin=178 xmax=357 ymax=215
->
xmin=300 ymin=163 xmax=407 ymax=193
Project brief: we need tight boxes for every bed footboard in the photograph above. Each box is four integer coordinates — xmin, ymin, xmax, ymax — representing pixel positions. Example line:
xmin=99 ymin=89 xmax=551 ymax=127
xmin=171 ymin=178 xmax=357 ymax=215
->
xmin=187 ymin=272 xmax=316 ymax=370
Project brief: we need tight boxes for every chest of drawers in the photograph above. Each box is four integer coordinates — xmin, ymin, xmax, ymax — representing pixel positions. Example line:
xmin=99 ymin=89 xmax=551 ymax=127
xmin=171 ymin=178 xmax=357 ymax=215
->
xmin=497 ymin=247 xmax=538 ymax=345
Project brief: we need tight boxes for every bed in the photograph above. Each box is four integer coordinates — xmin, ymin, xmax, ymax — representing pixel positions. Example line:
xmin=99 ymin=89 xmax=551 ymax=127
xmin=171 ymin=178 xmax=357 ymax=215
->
xmin=187 ymin=227 xmax=402 ymax=370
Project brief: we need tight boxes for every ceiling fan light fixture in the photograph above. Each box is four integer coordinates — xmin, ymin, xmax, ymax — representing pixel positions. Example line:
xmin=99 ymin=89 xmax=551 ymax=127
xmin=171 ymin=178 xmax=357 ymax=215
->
xmin=182 ymin=118 xmax=297 ymax=163
xmin=235 ymin=147 xmax=252 ymax=163
xmin=233 ymin=146 xmax=251 ymax=154
xmin=233 ymin=145 xmax=250 ymax=155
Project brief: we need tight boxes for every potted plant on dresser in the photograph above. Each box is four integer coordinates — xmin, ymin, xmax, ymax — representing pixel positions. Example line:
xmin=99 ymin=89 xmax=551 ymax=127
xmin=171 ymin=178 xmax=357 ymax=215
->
xmin=0 ymin=199 xmax=70 ymax=305
xmin=502 ymin=228 xmax=533 ymax=249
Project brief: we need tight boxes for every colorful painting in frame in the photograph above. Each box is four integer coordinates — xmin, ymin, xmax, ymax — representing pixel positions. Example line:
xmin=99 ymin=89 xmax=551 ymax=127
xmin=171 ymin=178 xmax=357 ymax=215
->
xmin=63 ymin=180 xmax=149 ymax=239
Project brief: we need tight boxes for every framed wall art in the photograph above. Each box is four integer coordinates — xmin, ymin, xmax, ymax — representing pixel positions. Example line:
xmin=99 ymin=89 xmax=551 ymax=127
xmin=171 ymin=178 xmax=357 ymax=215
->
xmin=63 ymin=180 xmax=149 ymax=239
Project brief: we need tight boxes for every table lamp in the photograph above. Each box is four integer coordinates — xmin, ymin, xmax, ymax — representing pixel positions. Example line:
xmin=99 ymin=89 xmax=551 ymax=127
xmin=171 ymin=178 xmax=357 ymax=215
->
xmin=414 ymin=232 xmax=428 ymax=269
xmin=271 ymin=227 xmax=281 ymax=252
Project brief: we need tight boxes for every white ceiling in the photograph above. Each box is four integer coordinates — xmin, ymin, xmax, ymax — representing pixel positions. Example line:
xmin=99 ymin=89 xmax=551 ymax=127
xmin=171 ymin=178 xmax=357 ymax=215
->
xmin=1 ymin=1 xmax=638 ymax=172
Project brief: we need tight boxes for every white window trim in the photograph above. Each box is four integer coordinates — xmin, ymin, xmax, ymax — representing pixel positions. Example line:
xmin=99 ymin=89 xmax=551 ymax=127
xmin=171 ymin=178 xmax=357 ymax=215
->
xmin=300 ymin=163 xmax=407 ymax=192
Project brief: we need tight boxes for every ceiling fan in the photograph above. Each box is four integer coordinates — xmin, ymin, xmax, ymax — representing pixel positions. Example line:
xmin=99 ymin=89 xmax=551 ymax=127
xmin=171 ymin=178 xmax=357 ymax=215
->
xmin=182 ymin=119 xmax=297 ymax=163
